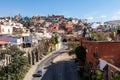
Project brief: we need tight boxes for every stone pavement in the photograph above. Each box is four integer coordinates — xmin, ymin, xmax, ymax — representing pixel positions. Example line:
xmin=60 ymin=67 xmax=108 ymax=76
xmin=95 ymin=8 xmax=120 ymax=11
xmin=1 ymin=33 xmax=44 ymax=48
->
xmin=23 ymin=47 xmax=62 ymax=80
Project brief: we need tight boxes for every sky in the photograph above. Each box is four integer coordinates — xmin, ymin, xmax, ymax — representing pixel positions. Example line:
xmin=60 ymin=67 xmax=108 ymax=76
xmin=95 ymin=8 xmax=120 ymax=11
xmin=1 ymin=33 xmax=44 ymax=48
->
xmin=0 ymin=0 xmax=120 ymax=22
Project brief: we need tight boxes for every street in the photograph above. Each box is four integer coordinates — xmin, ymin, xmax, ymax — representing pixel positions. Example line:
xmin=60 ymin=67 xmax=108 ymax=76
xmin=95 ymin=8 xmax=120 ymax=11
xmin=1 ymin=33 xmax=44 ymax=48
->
xmin=33 ymin=46 xmax=80 ymax=80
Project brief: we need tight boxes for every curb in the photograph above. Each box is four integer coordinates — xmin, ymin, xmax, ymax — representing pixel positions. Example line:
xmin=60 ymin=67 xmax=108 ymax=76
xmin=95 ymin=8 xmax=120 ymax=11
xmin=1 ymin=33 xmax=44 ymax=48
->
xmin=23 ymin=46 xmax=63 ymax=80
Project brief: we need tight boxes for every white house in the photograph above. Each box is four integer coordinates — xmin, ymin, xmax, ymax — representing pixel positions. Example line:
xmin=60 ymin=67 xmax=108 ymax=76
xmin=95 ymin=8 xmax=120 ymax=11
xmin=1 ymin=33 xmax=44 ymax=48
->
xmin=72 ymin=18 xmax=79 ymax=24
xmin=0 ymin=22 xmax=23 ymax=35
xmin=91 ymin=23 xmax=100 ymax=29
xmin=22 ymin=33 xmax=32 ymax=48
xmin=0 ymin=25 xmax=13 ymax=34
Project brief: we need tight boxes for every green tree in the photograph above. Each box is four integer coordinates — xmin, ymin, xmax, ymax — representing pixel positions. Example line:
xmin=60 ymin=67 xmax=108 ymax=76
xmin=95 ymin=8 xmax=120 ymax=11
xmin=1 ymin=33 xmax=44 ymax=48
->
xmin=112 ymin=72 xmax=120 ymax=80
xmin=50 ymin=34 xmax=59 ymax=50
xmin=0 ymin=46 xmax=30 ymax=80
xmin=91 ymin=32 xmax=107 ymax=41
xmin=75 ymin=46 xmax=86 ymax=65
xmin=116 ymin=25 xmax=120 ymax=31
xmin=96 ymin=70 xmax=103 ymax=80
xmin=109 ymin=32 xmax=115 ymax=40
xmin=74 ymin=46 xmax=87 ymax=79
xmin=50 ymin=34 xmax=59 ymax=45
xmin=67 ymin=40 xmax=80 ymax=55
xmin=83 ymin=28 xmax=87 ymax=37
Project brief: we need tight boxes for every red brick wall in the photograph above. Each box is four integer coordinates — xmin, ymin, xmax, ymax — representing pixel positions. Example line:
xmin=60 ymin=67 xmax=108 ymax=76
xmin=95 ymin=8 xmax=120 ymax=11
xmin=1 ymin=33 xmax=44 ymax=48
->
xmin=82 ymin=41 xmax=99 ymax=68
xmin=98 ymin=42 xmax=120 ymax=58
xmin=82 ymin=41 xmax=120 ymax=69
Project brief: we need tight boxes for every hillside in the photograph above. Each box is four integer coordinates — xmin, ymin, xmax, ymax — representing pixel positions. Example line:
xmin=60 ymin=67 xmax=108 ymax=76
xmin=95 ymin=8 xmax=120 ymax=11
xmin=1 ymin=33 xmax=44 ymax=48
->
xmin=105 ymin=20 xmax=120 ymax=25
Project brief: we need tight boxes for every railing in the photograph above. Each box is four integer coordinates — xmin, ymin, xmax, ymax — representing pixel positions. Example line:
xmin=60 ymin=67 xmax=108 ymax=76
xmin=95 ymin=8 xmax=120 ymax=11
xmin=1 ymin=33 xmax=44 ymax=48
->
xmin=99 ymin=59 xmax=120 ymax=71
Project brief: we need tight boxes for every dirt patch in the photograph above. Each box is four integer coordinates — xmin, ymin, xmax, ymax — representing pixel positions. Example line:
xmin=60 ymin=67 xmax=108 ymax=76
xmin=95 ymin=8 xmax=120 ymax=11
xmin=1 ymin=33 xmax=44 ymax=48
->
xmin=53 ymin=53 xmax=75 ymax=63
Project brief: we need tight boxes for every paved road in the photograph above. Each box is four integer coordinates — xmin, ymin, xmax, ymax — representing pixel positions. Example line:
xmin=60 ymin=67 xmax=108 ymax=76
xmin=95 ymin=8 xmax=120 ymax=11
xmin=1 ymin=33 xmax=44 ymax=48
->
xmin=32 ymin=45 xmax=68 ymax=80
xmin=41 ymin=60 xmax=80 ymax=80
xmin=33 ymin=47 xmax=80 ymax=80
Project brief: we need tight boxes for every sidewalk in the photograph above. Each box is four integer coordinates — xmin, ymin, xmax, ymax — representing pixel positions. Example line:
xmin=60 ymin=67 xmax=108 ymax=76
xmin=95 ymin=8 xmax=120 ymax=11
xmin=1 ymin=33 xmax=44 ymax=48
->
xmin=23 ymin=46 xmax=62 ymax=80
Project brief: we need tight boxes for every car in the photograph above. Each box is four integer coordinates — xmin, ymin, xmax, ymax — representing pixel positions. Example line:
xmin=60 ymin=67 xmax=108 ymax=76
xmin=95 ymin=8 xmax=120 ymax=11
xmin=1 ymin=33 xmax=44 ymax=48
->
xmin=32 ymin=70 xmax=42 ymax=77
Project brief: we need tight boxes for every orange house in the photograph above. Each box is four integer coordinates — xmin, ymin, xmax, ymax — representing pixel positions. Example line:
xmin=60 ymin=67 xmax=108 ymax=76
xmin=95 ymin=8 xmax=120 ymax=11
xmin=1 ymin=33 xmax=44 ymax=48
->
xmin=65 ymin=21 xmax=73 ymax=31
xmin=48 ymin=24 xmax=59 ymax=32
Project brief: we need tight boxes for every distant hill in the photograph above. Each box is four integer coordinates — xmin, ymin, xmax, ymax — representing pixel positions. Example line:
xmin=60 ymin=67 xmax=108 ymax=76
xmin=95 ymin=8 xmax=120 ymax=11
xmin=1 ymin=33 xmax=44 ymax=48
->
xmin=105 ymin=20 xmax=120 ymax=25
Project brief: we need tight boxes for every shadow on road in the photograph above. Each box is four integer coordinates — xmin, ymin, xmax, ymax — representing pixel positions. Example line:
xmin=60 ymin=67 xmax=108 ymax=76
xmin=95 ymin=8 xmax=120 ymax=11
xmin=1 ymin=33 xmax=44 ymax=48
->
xmin=41 ymin=59 xmax=80 ymax=80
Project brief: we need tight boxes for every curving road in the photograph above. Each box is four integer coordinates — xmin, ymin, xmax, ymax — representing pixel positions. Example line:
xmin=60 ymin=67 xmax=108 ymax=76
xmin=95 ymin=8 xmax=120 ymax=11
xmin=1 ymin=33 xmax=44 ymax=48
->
xmin=33 ymin=46 xmax=80 ymax=80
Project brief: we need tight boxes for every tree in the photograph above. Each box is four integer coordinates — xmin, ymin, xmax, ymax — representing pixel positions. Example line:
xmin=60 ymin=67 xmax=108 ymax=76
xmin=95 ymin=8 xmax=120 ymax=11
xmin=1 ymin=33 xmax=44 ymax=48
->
xmin=112 ymin=72 xmax=120 ymax=80
xmin=50 ymin=34 xmax=59 ymax=49
xmin=38 ymin=39 xmax=51 ymax=55
xmin=109 ymin=32 xmax=116 ymax=40
xmin=83 ymin=28 xmax=87 ymax=37
xmin=96 ymin=70 xmax=103 ymax=80
xmin=74 ymin=46 xmax=87 ymax=79
xmin=0 ymin=46 xmax=30 ymax=80
xmin=75 ymin=46 xmax=86 ymax=63
xmin=91 ymin=32 xmax=107 ymax=41
xmin=50 ymin=35 xmax=56 ymax=50
xmin=116 ymin=25 xmax=120 ymax=31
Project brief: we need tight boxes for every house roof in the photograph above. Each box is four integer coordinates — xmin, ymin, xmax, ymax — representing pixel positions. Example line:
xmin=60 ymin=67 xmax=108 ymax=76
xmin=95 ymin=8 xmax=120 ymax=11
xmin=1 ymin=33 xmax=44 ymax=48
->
xmin=0 ymin=34 xmax=19 ymax=43
xmin=0 ymin=41 xmax=9 ymax=45
xmin=20 ymin=16 xmax=30 ymax=21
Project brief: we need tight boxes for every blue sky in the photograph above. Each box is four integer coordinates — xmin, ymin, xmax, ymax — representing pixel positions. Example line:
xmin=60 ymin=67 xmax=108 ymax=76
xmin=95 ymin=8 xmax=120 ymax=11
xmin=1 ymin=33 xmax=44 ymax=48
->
xmin=1 ymin=0 xmax=120 ymax=22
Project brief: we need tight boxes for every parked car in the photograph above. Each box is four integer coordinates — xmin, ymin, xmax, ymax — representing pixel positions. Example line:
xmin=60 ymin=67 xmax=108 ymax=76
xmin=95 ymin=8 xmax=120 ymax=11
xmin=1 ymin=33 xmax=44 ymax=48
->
xmin=33 ymin=70 xmax=42 ymax=77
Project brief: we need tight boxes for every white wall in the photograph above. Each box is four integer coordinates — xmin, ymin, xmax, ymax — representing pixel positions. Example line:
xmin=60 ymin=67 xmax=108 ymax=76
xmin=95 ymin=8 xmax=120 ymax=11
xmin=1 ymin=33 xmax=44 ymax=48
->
xmin=1 ymin=25 xmax=13 ymax=34
xmin=72 ymin=19 xmax=78 ymax=24
xmin=17 ymin=38 xmax=23 ymax=45
xmin=22 ymin=33 xmax=32 ymax=43
xmin=0 ymin=25 xmax=23 ymax=34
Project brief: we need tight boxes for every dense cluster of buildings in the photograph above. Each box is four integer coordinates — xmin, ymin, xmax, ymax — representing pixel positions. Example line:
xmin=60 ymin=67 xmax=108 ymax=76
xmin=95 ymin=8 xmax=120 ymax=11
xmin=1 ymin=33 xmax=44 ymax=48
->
xmin=0 ymin=14 xmax=120 ymax=79
xmin=0 ymin=14 xmax=85 ymax=67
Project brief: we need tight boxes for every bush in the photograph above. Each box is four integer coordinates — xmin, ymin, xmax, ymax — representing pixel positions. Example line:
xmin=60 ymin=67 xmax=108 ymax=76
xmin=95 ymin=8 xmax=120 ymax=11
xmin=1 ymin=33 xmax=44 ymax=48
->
xmin=43 ymin=52 xmax=48 ymax=55
xmin=0 ymin=46 xmax=31 ymax=80
xmin=68 ymin=50 xmax=75 ymax=55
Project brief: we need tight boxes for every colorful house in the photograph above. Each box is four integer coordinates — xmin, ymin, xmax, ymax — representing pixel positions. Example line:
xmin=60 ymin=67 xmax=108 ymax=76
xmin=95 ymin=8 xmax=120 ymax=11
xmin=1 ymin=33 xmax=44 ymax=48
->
xmin=65 ymin=21 xmax=73 ymax=31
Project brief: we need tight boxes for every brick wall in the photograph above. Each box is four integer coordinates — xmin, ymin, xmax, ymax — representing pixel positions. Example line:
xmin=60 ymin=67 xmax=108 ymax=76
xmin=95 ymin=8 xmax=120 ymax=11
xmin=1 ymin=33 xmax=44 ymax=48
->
xmin=82 ymin=41 xmax=120 ymax=69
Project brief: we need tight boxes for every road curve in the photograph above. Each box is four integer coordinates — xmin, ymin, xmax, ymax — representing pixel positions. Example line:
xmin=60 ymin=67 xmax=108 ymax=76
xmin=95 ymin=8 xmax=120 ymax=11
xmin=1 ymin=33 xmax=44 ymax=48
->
xmin=33 ymin=46 xmax=80 ymax=80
